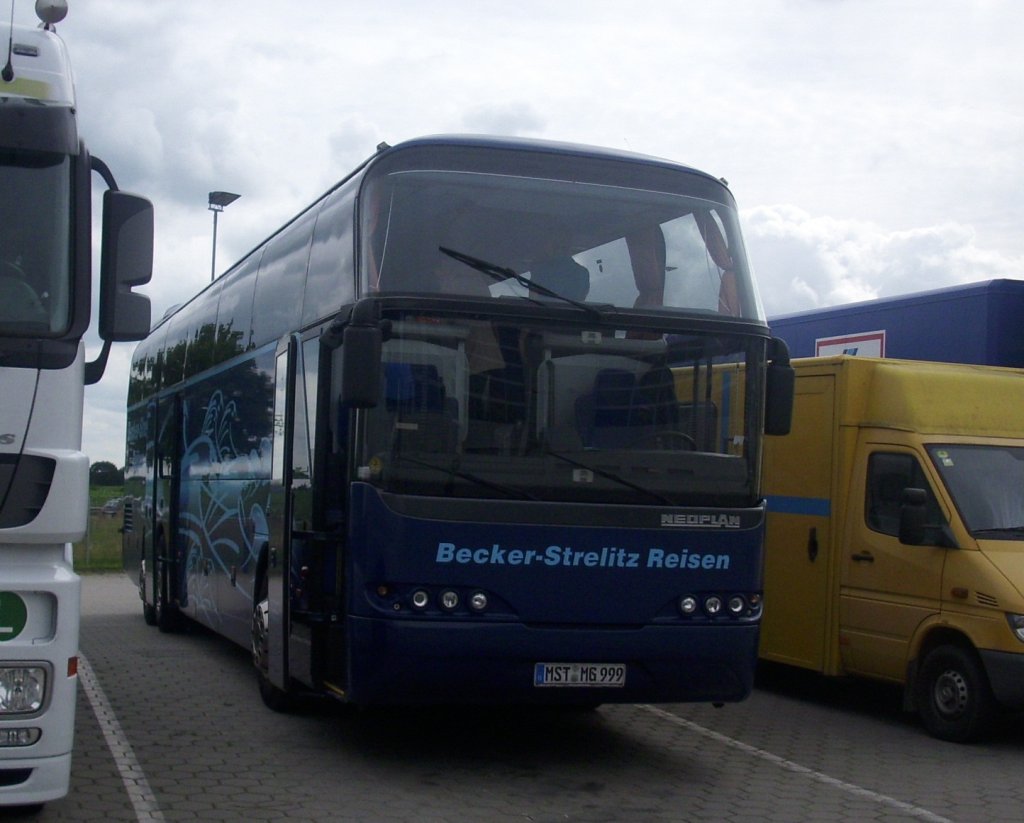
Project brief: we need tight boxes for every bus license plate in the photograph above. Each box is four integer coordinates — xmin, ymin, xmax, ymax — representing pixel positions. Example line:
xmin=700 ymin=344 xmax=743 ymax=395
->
xmin=534 ymin=662 xmax=626 ymax=688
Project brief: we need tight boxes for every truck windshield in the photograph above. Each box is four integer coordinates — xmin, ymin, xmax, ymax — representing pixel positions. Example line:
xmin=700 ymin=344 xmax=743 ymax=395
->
xmin=927 ymin=445 xmax=1024 ymax=539
xmin=0 ymin=149 xmax=72 ymax=336
xmin=342 ymin=312 xmax=763 ymax=507
xmin=361 ymin=152 xmax=763 ymax=321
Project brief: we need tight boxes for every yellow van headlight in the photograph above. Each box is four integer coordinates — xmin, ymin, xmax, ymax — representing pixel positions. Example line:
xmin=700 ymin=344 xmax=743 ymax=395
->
xmin=1006 ymin=614 xmax=1024 ymax=643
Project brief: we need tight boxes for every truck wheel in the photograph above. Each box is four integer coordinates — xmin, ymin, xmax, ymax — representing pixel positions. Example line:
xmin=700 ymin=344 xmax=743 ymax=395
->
xmin=251 ymin=575 xmax=291 ymax=712
xmin=916 ymin=644 xmax=995 ymax=742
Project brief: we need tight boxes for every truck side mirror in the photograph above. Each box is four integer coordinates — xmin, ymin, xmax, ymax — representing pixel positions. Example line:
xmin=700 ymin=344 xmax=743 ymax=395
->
xmin=764 ymin=336 xmax=794 ymax=436
xmin=98 ymin=190 xmax=154 ymax=342
xmin=898 ymin=487 xmax=959 ymax=548
xmin=898 ymin=487 xmax=928 ymax=545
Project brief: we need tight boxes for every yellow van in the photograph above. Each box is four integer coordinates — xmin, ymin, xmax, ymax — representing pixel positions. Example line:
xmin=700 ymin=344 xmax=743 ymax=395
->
xmin=760 ymin=356 xmax=1024 ymax=741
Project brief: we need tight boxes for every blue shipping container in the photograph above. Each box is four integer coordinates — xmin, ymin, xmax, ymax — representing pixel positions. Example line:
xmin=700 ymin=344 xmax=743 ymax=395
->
xmin=768 ymin=279 xmax=1024 ymax=367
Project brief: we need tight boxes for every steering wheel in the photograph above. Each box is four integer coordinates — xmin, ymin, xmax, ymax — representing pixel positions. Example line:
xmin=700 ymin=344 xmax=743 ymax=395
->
xmin=0 ymin=259 xmax=47 ymax=324
xmin=629 ymin=430 xmax=697 ymax=450
xmin=1 ymin=258 xmax=28 ymax=278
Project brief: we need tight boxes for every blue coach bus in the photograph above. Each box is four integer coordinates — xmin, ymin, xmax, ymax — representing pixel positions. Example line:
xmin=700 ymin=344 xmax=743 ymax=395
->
xmin=123 ymin=135 xmax=793 ymax=709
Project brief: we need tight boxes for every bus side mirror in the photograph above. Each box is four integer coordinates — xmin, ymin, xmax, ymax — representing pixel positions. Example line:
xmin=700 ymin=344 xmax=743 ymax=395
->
xmin=898 ymin=487 xmax=928 ymax=545
xmin=764 ymin=337 xmax=794 ymax=436
xmin=340 ymin=324 xmax=382 ymax=408
xmin=98 ymin=190 xmax=154 ymax=342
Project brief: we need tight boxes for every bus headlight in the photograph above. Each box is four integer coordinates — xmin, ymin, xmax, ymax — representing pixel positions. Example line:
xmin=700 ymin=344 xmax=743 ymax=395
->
xmin=1007 ymin=613 xmax=1024 ymax=643
xmin=0 ymin=666 xmax=46 ymax=714
xmin=727 ymin=595 xmax=746 ymax=615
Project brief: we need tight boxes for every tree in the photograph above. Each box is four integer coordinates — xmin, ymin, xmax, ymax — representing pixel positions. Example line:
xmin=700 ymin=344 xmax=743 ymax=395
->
xmin=90 ymin=461 xmax=124 ymax=486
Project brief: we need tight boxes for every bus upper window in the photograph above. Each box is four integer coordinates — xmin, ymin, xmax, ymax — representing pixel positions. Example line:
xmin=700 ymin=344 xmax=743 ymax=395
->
xmin=360 ymin=157 xmax=763 ymax=321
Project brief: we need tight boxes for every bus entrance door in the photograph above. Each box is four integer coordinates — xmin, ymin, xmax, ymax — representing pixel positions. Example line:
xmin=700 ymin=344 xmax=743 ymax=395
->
xmin=154 ymin=394 xmax=181 ymax=631
xmin=280 ymin=336 xmax=324 ymax=691
xmin=265 ymin=333 xmax=329 ymax=701
xmin=265 ymin=337 xmax=296 ymax=696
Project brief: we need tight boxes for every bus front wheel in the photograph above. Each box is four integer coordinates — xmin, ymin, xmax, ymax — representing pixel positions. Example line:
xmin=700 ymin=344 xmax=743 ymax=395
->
xmin=141 ymin=564 xmax=156 ymax=626
xmin=155 ymin=538 xmax=179 ymax=633
xmin=251 ymin=576 xmax=292 ymax=712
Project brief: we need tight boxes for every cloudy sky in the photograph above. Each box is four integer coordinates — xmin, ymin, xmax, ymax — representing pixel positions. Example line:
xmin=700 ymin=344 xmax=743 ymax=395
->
xmin=14 ymin=0 xmax=1022 ymax=466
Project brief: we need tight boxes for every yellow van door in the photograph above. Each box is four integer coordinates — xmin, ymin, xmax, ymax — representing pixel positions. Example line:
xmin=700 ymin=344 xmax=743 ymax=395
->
xmin=839 ymin=446 xmax=947 ymax=682
xmin=761 ymin=374 xmax=834 ymax=671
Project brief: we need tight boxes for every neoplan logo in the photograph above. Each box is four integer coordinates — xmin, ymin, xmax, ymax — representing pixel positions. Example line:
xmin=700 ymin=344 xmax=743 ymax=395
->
xmin=660 ymin=513 xmax=742 ymax=528
xmin=0 ymin=433 xmax=15 ymax=445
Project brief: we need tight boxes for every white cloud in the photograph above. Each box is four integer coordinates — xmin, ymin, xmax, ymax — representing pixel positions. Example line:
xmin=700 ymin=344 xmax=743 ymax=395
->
xmin=744 ymin=204 xmax=1024 ymax=317
xmin=462 ymin=103 xmax=546 ymax=137
xmin=14 ymin=0 xmax=1021 ymax=467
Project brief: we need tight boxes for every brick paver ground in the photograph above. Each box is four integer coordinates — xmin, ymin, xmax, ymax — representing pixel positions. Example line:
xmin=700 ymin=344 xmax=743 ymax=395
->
xmin=15 ymin=574 xmax=1024 ymax=822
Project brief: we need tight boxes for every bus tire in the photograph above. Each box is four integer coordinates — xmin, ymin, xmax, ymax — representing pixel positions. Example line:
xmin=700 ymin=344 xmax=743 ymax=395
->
xmin=915 ymin=644 xmax=995 ymax=743
xmin=141 ymin=566 xmax=157 ymax=626
xmin=252 ymin=574 xmax=292 ymax=712
xmin=155 ymin=538 xmax=179 ymax=633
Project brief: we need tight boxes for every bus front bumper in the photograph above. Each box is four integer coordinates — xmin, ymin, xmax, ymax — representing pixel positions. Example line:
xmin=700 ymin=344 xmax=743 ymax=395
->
xmin=342 ymin=616 xmax=759 ymax=706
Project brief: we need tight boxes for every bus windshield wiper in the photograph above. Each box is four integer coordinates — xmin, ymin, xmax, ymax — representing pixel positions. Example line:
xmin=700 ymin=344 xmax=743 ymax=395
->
xmin=439 ymin=246 xmax=604 ymax=320
xmin=543 ymin=447 xmax=673 ymax=506
xmin=392 ymin=453 xmax=538 ymax=501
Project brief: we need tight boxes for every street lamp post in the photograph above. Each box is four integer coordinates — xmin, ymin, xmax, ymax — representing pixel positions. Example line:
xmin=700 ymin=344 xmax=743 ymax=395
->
xmin=208 ymin=191 xmax=240 ymax=281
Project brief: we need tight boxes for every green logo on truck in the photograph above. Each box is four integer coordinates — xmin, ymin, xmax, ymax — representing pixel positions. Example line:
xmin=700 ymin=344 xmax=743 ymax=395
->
xmin=0 ymin=592 xmax=28 ymax=642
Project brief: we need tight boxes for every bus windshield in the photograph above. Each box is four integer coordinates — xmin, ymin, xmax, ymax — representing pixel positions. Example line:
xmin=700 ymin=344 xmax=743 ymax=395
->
xmin=341 ymin=311 xmax=762 ymax=507
xmin=361 ymin=150 xmax=763 ymax=321
xmin=0 ymin=149 xmax=72 ymax=336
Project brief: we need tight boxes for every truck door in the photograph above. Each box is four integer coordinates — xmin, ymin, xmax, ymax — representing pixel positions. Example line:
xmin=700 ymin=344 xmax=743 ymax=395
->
xmin=761 ymin=373 xmax=835 ymax=671
xmin=839 ymin=446 xmax=948 ymax=681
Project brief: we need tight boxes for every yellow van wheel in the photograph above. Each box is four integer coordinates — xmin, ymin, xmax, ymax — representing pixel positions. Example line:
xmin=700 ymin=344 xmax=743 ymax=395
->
xmin=915 ymin=645 xmax=995 ymax=743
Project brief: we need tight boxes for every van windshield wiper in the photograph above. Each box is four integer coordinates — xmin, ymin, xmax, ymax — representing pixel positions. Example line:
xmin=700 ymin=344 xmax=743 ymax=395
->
xmin=972 ymin=526 xmax=1024 ymax=537
xmin=439 ymin=246 xmax=604 ymax=320
xmin=543 ymin=447 xmax=673 ymax=505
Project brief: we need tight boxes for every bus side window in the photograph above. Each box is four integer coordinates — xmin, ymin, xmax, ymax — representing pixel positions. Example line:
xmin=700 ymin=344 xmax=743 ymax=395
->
xmin=291 ymin=338 xmax=319 ymax=532
xmin=327 ymin=346 xmax=350 ymax=529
